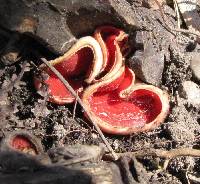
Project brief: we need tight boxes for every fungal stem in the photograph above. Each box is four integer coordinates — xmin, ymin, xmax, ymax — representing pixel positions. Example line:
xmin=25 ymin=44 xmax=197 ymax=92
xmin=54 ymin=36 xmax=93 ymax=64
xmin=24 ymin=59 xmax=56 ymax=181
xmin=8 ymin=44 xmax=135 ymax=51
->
xmin=40 ymin=57 xmax=118 ymax=161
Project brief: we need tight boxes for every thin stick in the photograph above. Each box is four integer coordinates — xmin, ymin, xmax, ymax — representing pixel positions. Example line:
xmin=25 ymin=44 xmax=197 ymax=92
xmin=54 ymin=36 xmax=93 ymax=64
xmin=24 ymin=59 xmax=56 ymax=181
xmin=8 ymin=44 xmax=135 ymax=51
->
xmin=40 ymin=58 xmax=118 ymax=160
xmin=133 ymin=148 xmax=200 ymax=159
xmin=106 ymin=148 xmax=200 ymax=160
xmin=72 ymin=90 xmax=78 ymax=120
xmin=174 ymin=0 xmax=181 ymax=28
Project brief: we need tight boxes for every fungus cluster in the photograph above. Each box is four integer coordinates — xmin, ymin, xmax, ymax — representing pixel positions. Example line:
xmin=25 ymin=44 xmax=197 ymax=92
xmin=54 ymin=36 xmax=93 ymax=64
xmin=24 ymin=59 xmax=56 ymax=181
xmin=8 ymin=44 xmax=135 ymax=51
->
xmin=35 ymin=26 xmax=169 ymax=135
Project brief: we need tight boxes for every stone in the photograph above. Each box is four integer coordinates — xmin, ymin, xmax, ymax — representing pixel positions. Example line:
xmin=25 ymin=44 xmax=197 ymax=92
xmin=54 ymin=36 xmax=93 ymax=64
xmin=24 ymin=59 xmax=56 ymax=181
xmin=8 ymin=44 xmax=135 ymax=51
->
xmin=0 ymin=0 xmax=76 ymax=55
xmin=128 ymin=43 xmax=165 ymax=86
xmin=190 ymin=53 xmax=200 ymax=81
xmin=0 ymin=0 xmax=137 ymax=55
xmin=166 ymin=104 xmax=199 ymax=144
xmin=179 ymin=81 xmax=200 ymax=106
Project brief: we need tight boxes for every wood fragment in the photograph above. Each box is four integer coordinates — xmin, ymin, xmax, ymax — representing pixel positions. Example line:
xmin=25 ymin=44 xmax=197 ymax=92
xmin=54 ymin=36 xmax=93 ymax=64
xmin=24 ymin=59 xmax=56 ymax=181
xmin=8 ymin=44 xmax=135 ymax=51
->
xmin=174 ymin=0 xmax=181 ymax=28
xmin=0 ymin=150 xmax=122 ymax=184
xmin=106 ymin=148 xmax=200 ymax=160
xmin=39 ymin=58 xmax=118 ymax=161
xmin=72 ymin=90 xmax=78 ymax=120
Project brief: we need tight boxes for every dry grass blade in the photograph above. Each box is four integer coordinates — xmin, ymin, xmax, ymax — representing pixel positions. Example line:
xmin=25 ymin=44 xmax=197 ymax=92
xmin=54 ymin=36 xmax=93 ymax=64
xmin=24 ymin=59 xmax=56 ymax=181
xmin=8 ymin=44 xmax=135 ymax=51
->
xmin=40 ymin=58 xmax=118 ymax=160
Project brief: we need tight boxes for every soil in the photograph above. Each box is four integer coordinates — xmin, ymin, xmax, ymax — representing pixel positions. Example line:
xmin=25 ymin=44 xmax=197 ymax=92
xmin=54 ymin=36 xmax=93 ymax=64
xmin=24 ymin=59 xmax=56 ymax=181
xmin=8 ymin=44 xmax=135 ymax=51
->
xmin=0 ymin=1 xmax=200 ymax=184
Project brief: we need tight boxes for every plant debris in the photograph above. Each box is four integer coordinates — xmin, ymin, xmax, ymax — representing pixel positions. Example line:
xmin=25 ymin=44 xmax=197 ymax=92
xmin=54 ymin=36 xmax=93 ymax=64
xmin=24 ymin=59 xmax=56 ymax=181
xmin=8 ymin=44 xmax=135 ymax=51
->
xmin=0 ymin=0 xmax=200 ymax=183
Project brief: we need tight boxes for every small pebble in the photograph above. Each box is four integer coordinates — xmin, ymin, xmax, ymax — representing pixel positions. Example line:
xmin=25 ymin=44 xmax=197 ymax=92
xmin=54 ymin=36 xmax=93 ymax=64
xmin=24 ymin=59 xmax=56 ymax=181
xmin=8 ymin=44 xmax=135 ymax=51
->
xmin=112 ymin=140 xmax=119 ymax=150
xmin=180 ymin=81 xmax=200 ymax=106
xmin=91 ymin=133 xmax=98 ymax=139
xmin=190 ymin=53 xmax=200 ymax=80
xmin=128 ymin=49 xmax=164 ymax=86
xmin=53 ymin=123 xmax=68 ymax=140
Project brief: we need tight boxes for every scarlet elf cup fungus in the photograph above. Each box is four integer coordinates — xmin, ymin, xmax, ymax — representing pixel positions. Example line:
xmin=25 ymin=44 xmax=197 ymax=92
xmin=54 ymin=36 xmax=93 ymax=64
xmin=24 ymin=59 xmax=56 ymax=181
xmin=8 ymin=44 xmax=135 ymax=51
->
xmin=35 ymin=36 xmax=103 ymax=105
xmin=34 ymin=26 xmax=169 ymax=135
xmin=1 ymin=131 xmax=43 ymax=155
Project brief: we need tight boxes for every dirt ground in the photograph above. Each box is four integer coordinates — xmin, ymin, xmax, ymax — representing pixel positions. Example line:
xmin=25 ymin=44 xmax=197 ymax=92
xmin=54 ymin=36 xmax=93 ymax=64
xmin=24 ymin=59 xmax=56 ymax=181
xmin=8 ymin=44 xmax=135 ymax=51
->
xmin=0 ymin=0 xmax=200 ymax=184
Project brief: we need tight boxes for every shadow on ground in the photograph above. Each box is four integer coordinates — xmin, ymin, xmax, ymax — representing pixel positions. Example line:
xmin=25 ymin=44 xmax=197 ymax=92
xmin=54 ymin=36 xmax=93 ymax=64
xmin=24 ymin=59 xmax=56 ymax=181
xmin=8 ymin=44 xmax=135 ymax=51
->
xmin=0 ymin=150 xmax=91 ymax=184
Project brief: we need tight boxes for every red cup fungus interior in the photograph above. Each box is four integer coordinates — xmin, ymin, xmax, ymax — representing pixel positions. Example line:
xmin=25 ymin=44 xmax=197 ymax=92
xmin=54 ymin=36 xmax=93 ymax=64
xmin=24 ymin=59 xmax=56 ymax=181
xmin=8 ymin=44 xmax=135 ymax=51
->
xmin=89 ymin=89 xmax=162 ymax=128
xmin=11 ymin=135 xmax=37 ymax=155
xmin=41 ymin=47 xmax=94 ymax=104
xmin=52 ymin=47 xmax=93 ymax=77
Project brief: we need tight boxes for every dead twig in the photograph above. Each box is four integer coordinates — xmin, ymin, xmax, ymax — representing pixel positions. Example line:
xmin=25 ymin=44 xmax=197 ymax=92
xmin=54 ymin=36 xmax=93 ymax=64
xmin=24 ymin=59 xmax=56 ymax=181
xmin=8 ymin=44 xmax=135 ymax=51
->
xmin=72 ymin=90 xmax=78 ymax=120
xmin=174 ymin=0 xmax=181 ymax=28
xmin=134 ymin=148 xmax=200 ymax=159
xmin=106 ymin=148 xmax=200 ymax=160
xmin=39 ymin=58 xmax=118 ymax=161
